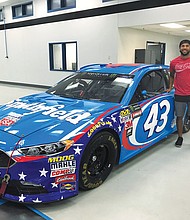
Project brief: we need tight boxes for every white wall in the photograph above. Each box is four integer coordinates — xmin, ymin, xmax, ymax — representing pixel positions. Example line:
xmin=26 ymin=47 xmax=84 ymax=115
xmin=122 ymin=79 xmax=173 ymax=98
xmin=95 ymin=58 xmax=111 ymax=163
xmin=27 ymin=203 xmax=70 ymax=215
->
xmin=118 ymin=2 xmax=190 ymax=27
xmin=0 ymin=14 xmax=118 ymax=86
xmin=118 ymin=27 xmax=182 ymax=65
xmin=1 ymin=0 xmax=124 ymax=22
xmin=0 ymin=1 xmax=190 ymax=87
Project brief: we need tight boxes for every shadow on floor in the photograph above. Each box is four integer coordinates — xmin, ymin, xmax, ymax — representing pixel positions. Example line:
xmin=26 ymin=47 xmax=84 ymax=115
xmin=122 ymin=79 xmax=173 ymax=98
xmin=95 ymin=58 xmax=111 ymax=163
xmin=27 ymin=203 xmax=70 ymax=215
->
xmin=0 ymin=200 xmax=51 ymax=220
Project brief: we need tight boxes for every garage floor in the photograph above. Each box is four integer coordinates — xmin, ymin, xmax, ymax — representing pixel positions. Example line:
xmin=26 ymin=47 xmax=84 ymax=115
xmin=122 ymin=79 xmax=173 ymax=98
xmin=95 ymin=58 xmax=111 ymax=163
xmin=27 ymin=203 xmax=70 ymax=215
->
xmin=0 ymin=83 xmax=190 ymax=220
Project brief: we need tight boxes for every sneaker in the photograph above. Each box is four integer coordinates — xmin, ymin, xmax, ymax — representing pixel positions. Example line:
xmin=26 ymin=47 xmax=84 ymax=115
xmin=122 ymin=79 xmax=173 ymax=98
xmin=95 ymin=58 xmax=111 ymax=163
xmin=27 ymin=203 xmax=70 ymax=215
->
xmin=175 ymin=137 xmax=183 ymax=148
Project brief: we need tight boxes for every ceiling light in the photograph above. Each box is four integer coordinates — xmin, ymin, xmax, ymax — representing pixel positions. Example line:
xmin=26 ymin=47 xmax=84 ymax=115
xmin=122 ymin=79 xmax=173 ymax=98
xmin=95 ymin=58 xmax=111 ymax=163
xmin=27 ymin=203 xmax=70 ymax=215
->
xmin=185 ymin=30 xmax=190 ymax=32
xmin=160 ymin=23 xmax=186 ymax=29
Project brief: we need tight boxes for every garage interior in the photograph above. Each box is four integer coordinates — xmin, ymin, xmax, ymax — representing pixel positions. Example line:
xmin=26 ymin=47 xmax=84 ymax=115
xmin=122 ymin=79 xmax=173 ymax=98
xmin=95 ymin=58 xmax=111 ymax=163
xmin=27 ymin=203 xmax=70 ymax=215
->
xmin=1 ymin=0 xmax=190 ymax=219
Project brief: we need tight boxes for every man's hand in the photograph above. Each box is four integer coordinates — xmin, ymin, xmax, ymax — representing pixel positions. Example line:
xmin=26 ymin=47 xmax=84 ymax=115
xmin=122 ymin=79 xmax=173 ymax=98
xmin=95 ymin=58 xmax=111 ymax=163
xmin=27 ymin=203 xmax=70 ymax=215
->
xmin=166 ymin=88 xmax=172 ymax=93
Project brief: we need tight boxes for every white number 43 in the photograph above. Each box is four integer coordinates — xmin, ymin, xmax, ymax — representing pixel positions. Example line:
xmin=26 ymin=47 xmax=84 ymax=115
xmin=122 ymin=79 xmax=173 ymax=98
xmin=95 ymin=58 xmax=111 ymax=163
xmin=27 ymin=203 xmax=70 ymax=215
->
xmin=144 ymin=100 xmax=170 ymax=138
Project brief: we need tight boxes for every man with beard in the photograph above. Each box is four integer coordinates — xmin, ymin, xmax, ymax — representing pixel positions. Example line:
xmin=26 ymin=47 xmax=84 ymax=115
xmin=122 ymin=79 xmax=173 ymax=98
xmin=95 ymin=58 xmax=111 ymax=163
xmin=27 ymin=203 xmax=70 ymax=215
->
xmin=167 ymin=39 xmax=190 ymax=147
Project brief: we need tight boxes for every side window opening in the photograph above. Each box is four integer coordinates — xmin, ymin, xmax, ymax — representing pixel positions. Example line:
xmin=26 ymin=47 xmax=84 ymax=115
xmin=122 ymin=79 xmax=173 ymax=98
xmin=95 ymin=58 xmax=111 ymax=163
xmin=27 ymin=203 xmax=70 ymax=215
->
xmin=130 ymin=70 xmax=167 ymax=104
xmin=163 ymin=69 xmax=170 ymax=89
xmin=141 ymin=71 xmax=165 ymax=93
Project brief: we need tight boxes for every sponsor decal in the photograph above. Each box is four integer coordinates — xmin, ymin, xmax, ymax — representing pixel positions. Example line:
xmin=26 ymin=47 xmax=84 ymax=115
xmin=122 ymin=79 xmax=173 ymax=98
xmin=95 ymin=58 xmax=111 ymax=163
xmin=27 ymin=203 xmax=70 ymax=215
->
xmin=125 ymin=120 xmax=133 ymax=137
xmin=87 ymin=121 xmax=112 ymax=137
xmin=48 ymin=154 xmax=75 ymax=163
xmin=81 ymin=72 xmax=117 ymax=79
xmin=119 ymin=104 xmax=142 ymax=140
xmin=4 ymin=101 xmax=91 ymax=124
xmin=120 ymin=104 xmax=142 ymax=122
xmin=126 ymin=127 xmax=133 ymax=137
xmin=55 ymin=174 xmax=76 ymax=184
xmin=125 ymin=120 xmax=133 ymax=130
xmin=0 ymin=112 xmax=22 ymax=126
xmin=132 ymin=110 xmax=142 ymax=119
xmin=120 ymin=114 xmax=132 ymax=124
xmin=60 ymin=182 xmax=76 ymax=191
xmin=120 ymin=108 xmax=130 ymax=117
xmin=50 ymin=160 xmax=76 ymax=170
xmin=129 ymin=103 xmax=141 ymax=112
xmin=49 ymin=154 xmax=76 ymax=177
xmin=50 ymin=168 xmax=75 ymax=177
xmin=129 ymin=104 xmax=142 ymax=119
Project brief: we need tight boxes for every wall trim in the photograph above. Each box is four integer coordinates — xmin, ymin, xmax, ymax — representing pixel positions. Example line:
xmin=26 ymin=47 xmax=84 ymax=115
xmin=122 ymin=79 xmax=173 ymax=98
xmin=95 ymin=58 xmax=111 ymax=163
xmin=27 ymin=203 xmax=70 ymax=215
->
xmin=0 ymin=81 xmax=50 ymax=89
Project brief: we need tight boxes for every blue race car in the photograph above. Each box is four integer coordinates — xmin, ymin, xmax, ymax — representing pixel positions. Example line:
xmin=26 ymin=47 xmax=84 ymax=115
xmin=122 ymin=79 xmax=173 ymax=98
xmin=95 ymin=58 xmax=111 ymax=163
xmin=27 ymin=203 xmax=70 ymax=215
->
xmin=0 ymin=63 xmax=189 ymax=203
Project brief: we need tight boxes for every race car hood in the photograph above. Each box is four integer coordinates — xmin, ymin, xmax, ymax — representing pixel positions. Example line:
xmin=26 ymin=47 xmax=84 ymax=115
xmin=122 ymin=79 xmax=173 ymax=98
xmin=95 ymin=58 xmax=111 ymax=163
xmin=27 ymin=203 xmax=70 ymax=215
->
xmin=0 ymin=92 xmax=118 ymax=140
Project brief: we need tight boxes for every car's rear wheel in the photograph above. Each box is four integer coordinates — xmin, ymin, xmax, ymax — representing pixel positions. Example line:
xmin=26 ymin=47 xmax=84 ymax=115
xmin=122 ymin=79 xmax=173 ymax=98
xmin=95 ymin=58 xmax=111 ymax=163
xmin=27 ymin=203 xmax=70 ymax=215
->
xmin=183 ymin=112 xmax=190 ymax=133
xmin=79 ymin=131 xmax=118 ymax=190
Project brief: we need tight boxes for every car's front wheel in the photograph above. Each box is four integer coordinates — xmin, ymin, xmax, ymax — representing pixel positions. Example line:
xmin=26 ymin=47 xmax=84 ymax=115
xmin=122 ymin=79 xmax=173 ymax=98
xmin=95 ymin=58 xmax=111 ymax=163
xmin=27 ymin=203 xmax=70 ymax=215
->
xmin=79 ymin=131 xmax=118 ymax=190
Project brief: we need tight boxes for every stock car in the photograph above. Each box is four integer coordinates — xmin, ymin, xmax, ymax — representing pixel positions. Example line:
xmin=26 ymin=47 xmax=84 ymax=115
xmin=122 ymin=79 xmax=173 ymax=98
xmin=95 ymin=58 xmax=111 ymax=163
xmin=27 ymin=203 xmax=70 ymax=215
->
xmin=0 ymin=63 xmax=189 ymax=203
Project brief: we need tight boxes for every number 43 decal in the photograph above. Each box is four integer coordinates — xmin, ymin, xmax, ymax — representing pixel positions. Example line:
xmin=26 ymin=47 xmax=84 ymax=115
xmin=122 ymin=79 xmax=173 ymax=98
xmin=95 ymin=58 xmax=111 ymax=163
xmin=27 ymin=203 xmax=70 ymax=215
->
xmin=144 ymin=100 xmax=170 ymax=138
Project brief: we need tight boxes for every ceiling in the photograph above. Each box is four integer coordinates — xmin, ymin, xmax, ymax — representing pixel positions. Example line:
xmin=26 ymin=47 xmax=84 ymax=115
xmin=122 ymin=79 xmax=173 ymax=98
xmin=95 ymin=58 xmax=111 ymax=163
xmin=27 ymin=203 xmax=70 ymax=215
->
xmin=131 ymin=20 xmax=190 ymax=37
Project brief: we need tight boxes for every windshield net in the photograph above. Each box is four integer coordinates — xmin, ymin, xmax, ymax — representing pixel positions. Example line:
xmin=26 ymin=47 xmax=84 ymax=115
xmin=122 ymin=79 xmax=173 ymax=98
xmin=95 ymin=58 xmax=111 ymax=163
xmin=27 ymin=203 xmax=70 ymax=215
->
xmin=47 ymin=72 xmax=133 ymax=103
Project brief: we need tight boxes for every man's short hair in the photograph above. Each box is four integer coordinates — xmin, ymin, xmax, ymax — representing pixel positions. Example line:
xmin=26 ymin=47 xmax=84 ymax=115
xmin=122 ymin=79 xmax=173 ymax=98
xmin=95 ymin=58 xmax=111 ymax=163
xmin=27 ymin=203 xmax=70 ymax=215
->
xmin=179 ymin=39 xmax=190 ymax=47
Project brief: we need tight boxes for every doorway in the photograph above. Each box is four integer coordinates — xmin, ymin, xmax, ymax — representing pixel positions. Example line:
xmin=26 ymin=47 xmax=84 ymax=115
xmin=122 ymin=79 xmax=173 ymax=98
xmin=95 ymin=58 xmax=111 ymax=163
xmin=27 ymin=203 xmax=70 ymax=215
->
xmin=146 ymin=41 xmax=166 ymax=64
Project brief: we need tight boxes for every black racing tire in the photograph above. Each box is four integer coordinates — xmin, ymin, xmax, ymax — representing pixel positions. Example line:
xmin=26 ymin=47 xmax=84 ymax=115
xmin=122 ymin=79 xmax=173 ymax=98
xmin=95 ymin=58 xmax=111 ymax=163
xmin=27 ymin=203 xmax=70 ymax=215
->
xmin=183 ymin=113 xmax=190 ymax=133
xmin=79 ymin=131 xmax=118 ymax=190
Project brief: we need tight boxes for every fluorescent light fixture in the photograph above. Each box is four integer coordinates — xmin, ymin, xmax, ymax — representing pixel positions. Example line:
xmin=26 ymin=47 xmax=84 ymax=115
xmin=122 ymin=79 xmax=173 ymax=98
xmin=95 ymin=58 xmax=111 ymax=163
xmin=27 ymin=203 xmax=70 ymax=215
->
xmin=160 ymin=23 xmax=186 ymax=29
xmin=185 ymin=30 xmax=190 ymax=32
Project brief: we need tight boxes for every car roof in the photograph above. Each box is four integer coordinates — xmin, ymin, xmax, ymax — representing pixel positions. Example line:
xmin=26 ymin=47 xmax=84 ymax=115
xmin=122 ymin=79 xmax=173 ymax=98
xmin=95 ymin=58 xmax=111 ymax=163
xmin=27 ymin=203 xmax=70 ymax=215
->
xmin=79 ymin=63 xmax=169 ymax=76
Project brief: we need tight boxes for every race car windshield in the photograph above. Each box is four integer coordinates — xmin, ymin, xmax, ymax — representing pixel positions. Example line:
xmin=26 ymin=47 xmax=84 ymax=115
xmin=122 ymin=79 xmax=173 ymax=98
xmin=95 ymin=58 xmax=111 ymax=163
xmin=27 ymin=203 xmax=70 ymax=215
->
xmin=47 ymin=72 xmax=133 ymax=103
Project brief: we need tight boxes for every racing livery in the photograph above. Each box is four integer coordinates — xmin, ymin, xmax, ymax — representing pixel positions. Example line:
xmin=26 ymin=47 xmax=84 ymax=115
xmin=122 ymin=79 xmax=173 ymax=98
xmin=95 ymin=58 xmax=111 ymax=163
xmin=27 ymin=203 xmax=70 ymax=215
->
xmin=0 ymin=63 xmax=188 ymax=203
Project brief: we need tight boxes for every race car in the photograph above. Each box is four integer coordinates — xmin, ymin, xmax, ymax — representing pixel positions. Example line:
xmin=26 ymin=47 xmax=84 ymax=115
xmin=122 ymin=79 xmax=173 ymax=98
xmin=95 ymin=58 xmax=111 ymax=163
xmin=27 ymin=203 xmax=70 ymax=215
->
xmin=0 ymin=63 xmax=189 ymax=203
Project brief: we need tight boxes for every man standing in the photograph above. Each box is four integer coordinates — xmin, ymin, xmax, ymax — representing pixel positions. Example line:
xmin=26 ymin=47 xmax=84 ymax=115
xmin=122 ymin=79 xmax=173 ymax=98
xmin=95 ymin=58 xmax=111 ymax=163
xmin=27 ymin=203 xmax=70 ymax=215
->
xmin=167 ymin=39 xmax=190 ymax=147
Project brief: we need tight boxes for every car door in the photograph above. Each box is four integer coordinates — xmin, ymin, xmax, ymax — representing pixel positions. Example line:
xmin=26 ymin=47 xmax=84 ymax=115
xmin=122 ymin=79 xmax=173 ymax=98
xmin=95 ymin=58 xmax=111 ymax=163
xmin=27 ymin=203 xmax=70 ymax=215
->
xmin=120 ymin=69 xmax=175 ymax=162
xmin=130 ymin=69 xmax=175 ymax=146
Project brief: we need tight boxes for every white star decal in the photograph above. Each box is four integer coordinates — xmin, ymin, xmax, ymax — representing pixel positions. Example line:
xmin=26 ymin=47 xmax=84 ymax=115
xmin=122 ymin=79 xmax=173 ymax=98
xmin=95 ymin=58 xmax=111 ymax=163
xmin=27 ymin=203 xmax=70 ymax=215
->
xmin=18 ymin=171 xmax=27 ymax=181
xmin=118 ymin=125 xmax=122 ymax=132
xmin=111 ymin=116 xmax=117 ymax=123
xmin=74 ymin=146 xmax=82 ymax=155
xmin=51 ymin=182 xmax=58 ymax=188
xmin=19 ymin=194 xmax=26 ymax=202
xmin=32 ymin=198 xmax=42 ymax=203
xmin=18 ymin=139 xmax=25 ymax=146
xmin=39 ymin=168 xmax=48 ymax=177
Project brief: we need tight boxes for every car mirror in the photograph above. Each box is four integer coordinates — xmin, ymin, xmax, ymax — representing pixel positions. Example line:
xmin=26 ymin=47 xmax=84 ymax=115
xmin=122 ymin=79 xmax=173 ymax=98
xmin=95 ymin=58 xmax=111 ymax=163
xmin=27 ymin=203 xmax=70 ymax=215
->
xmin=141 ymin=90 xmax=147 ymax=96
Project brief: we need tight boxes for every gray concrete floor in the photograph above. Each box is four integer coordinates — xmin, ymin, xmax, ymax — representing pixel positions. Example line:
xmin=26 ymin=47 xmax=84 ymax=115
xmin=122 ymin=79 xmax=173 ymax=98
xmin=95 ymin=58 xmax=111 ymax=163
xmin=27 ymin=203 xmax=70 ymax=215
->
xmin=0 ymin=84 xmax=190 ymax=220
